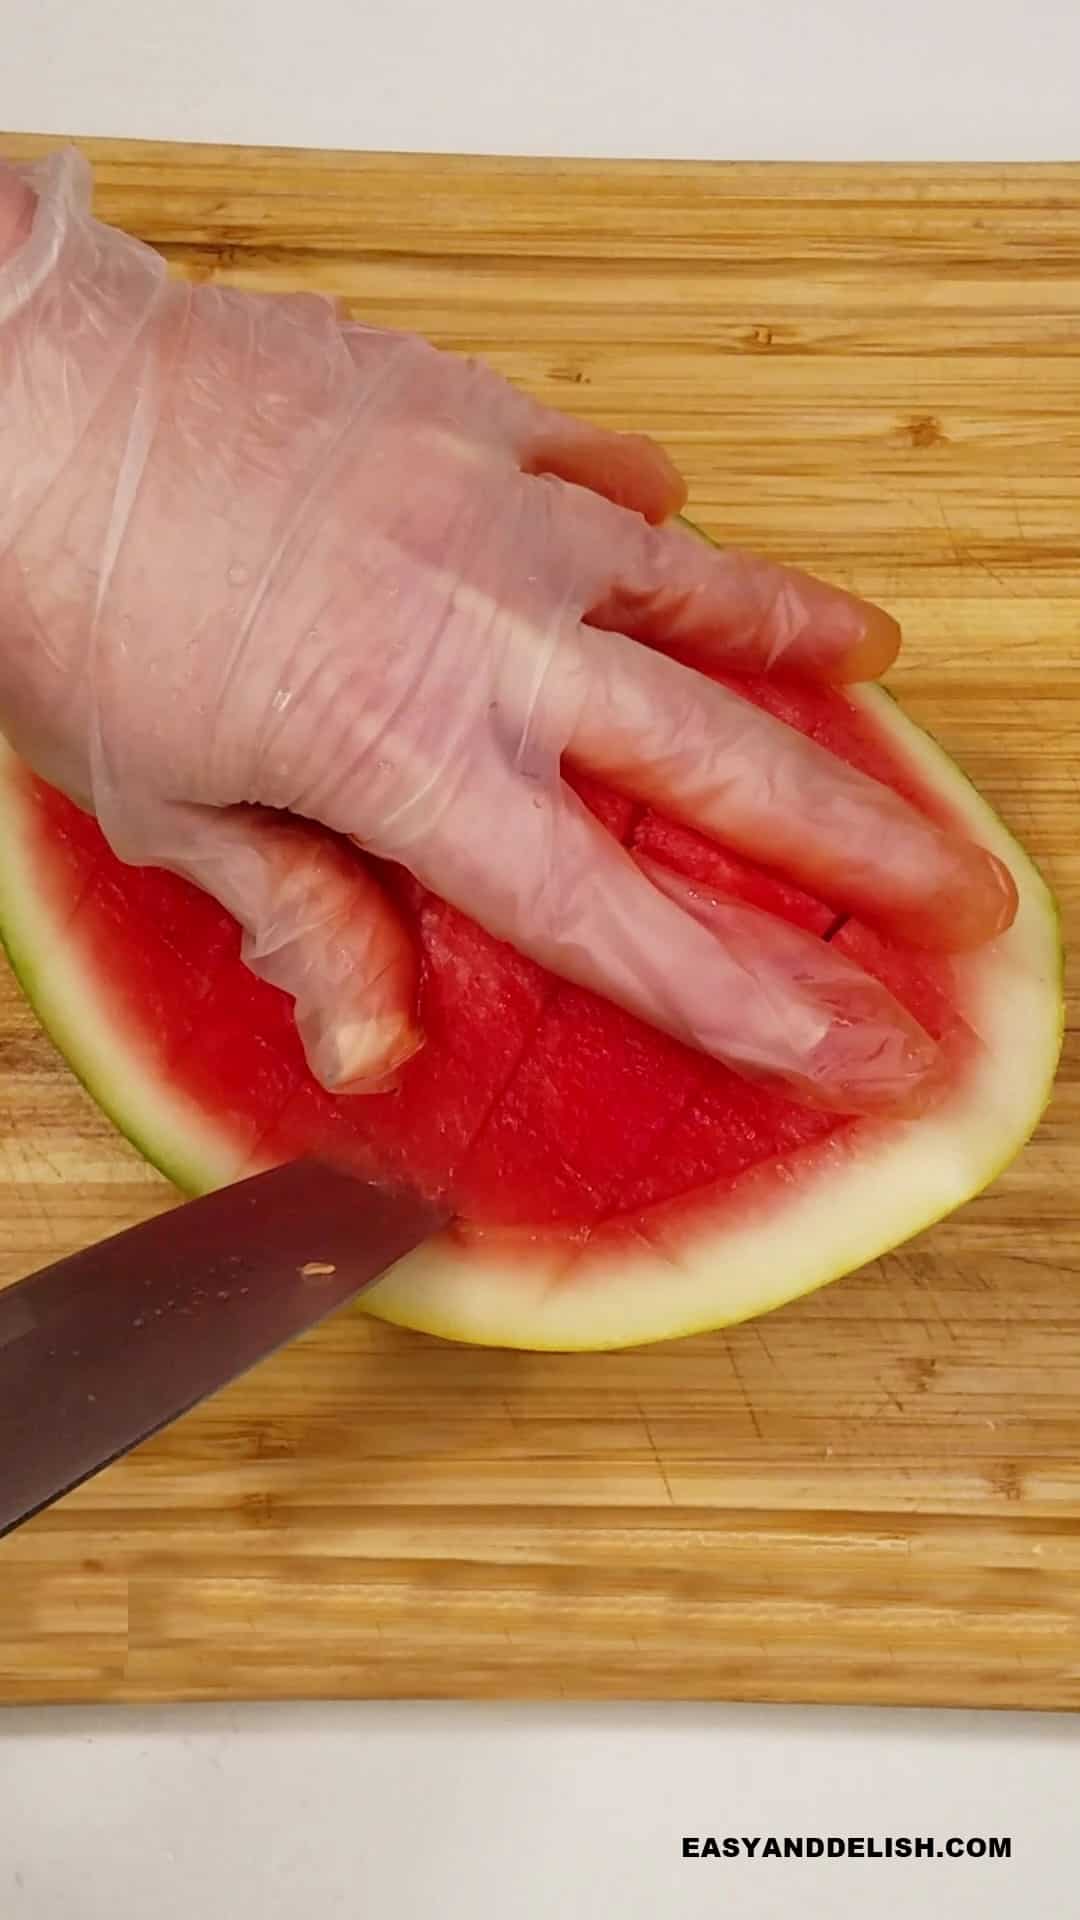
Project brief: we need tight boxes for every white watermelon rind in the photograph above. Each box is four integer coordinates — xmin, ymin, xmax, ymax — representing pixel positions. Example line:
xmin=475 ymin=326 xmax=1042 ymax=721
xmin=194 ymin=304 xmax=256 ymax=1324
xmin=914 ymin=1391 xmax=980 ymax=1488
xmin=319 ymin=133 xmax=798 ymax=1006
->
xmin=361 ymin=684 xmax=1063 ymax=1347
xmin=0 ymin=687 xmax=1063 ymax=1352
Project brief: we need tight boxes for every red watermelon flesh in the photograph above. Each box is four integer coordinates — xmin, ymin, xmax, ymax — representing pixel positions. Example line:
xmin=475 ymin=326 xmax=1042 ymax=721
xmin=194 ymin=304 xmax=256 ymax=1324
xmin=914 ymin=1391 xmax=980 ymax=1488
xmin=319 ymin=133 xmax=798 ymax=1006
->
xmin=0 ymin=648 xmax=1062 ymax=1349
xmin=18 ymin=670 xmax=972 ymax=1236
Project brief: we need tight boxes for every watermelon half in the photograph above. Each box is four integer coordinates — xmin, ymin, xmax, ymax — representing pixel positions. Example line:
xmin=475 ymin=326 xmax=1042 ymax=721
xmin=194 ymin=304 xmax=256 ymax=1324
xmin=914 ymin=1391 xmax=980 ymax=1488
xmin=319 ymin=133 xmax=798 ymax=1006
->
xmin=0 ymin=642 xmax=1062 ymax=1351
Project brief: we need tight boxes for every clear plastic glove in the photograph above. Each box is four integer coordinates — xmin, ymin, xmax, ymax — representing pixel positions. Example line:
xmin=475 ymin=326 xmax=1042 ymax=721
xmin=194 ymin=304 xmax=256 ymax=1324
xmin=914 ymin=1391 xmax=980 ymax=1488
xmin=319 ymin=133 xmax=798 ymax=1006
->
xmin=0 ymin=149 xmax=1016 ymax=1117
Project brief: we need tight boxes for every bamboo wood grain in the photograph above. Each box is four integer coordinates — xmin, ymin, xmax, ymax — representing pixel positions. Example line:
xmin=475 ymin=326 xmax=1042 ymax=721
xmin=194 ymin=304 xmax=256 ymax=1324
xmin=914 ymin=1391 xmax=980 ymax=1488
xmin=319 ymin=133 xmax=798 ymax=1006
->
xmin=0 ymin=134 xmax=1077 ymax=1710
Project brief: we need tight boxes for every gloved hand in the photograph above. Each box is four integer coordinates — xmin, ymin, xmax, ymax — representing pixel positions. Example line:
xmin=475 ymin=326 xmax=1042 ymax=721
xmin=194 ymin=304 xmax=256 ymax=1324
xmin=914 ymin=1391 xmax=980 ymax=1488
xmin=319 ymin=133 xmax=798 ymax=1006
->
xmin=0 ymin=149 xmax=1016 ymax=1116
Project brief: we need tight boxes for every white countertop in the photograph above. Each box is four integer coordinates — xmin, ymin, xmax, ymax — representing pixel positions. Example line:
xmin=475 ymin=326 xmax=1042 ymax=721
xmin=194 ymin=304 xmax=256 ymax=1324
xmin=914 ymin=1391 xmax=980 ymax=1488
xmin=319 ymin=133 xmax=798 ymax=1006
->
xmin=2 ymin=3 xmax=1079 ymax=1913
xmin=1 ymin=1700 xmax=1078 ymax=1918
xmin=5 ymin=0 xmax=1080 ymax=158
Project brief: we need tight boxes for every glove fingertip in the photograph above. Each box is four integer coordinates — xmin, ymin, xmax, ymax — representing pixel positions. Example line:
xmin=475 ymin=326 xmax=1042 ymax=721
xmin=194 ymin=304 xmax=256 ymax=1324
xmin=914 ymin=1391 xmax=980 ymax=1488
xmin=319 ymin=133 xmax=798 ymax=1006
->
xmin=304 ymin=1007 xmax=426 ymax=1096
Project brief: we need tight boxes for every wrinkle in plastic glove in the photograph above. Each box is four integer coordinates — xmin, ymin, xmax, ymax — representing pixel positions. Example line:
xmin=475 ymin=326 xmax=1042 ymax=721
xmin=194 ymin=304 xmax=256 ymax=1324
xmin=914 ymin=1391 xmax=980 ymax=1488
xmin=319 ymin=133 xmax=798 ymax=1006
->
xmin=0 ymin=150 xmax=1016 ymax=1118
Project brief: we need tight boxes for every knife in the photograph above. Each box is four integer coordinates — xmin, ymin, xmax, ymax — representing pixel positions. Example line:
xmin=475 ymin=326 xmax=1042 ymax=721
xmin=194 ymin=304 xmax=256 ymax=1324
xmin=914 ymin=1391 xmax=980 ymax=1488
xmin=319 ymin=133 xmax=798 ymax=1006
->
xmin=0 ymin=1158 xmax=449 ymax=1540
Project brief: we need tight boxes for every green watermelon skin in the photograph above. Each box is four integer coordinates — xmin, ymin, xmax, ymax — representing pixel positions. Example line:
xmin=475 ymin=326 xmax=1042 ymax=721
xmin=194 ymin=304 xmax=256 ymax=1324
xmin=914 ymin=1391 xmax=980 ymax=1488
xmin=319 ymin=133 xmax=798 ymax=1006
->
xmin=0 ymin=670 xmax=1062 ymax=1351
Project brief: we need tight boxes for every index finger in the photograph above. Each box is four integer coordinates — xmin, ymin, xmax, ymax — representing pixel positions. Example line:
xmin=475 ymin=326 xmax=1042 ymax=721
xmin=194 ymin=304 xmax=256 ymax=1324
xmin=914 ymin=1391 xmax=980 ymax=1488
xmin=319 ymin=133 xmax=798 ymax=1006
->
xmin=396 ymin=772 xmax=944 ymax=1119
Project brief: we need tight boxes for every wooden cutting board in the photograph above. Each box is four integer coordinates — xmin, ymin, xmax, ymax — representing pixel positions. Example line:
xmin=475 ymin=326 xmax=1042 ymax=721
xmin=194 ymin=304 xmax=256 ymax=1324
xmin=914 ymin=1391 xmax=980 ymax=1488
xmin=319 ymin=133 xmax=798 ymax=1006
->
xmin=1 ymin=134 xmax=1077 ymax=1710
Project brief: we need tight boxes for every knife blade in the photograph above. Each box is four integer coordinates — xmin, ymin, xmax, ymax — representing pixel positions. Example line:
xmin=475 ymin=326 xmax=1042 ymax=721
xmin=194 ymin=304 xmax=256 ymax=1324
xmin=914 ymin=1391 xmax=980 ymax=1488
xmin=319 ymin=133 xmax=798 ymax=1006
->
xmin=0 ymin=1158 xmax=450 ymax=1539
